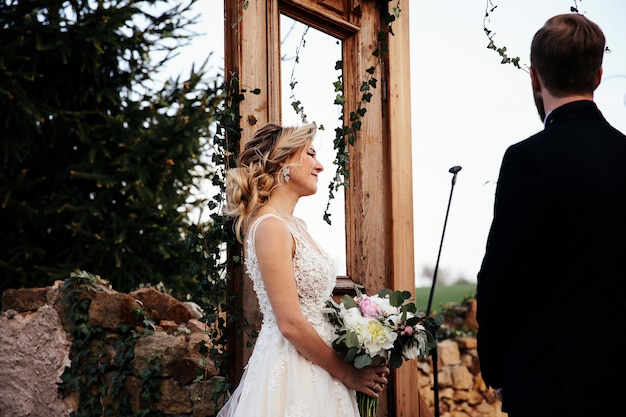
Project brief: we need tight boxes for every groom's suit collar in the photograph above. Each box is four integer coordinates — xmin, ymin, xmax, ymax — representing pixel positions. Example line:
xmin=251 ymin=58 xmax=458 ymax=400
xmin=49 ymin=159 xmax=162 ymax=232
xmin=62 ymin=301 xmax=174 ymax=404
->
xmin=544 ymin=100 xmax=605 ymax=128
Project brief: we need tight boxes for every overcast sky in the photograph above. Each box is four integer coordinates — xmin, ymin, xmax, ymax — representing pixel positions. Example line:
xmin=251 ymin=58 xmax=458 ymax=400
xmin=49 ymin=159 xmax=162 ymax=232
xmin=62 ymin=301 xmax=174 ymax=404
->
xmin=168 ymin=0 xmax=626 ymax=287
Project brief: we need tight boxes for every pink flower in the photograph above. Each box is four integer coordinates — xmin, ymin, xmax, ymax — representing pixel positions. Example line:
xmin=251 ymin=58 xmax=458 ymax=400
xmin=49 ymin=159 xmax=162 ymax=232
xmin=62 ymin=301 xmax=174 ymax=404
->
xmin=358 ymin=296 xmax=380 ymax=318
xmin=400 ymin=325 xmax=414 ymax=336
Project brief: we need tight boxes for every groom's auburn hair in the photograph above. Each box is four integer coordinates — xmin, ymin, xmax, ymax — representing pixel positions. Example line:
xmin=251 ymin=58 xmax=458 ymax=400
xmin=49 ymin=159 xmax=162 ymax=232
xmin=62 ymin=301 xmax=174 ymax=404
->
xmin=530 ymin=13 xmax=605 ymax=97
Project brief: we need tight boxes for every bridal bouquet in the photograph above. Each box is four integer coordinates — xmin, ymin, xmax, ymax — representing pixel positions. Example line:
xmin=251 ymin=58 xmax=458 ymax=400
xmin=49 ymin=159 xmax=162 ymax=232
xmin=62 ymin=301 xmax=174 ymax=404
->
xmin=325 ymin=287 xmax=440 ymax=417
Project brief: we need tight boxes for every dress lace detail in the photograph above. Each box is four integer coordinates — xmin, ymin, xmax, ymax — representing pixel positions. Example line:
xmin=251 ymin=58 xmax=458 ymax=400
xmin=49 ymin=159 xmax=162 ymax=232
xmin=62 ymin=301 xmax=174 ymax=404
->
xmin=217 ymin=214 xmax=359 ymax=417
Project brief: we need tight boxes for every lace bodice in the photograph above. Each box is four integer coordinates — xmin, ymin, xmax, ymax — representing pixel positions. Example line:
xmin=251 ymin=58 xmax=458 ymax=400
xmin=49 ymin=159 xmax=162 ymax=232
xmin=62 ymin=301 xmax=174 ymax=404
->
xmin=245 ymin=214 xmax=338 ymax=342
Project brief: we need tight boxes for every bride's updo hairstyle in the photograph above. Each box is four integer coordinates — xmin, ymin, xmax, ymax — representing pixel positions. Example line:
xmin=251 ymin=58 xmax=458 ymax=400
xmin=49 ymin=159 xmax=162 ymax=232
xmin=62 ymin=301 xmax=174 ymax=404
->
xmin=224 ymin=123 xmax=317 ymax=242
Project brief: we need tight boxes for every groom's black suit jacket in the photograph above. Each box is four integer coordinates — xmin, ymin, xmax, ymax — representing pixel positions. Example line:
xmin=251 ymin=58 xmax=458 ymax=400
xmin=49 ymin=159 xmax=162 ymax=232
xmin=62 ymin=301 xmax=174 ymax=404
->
xmin=476 ymin=100 xmax=626 ymax=415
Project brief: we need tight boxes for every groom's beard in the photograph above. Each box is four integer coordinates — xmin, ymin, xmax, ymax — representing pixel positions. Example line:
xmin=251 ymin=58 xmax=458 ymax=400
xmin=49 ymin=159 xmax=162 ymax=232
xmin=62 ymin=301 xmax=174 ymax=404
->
xmin=534 ymin=91 xmax=546 ymax=122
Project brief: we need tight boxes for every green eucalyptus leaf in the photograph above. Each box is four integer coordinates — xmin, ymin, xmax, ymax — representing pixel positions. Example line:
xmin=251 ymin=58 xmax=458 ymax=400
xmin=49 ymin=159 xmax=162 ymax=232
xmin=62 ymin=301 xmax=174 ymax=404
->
xmin=345 ymin=331 xmax=360 ymax=348
xmin=344 ymin=346 xmax=359 ymax=363
xmin=342 ymin=294 xmax=358 ymax=309
xmin=354 ymin=354 xmax=373 ymax=369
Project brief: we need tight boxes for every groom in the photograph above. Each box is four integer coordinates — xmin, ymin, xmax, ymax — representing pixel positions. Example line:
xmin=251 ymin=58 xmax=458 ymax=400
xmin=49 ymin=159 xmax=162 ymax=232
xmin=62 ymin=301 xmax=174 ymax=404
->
xmin=476 ymin=13 xmax=626 ymax=417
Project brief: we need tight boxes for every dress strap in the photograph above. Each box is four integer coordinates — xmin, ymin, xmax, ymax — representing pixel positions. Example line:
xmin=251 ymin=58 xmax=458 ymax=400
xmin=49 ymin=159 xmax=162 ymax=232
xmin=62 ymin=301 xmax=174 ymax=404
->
xmin=247 ymin=213 xmax=288 ymax=243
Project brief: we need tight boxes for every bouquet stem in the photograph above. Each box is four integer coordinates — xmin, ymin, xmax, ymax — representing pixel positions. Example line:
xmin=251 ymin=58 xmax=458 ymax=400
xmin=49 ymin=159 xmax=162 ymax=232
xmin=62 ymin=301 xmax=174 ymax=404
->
xmin=357 ymin=392 xmax=378 ymax=417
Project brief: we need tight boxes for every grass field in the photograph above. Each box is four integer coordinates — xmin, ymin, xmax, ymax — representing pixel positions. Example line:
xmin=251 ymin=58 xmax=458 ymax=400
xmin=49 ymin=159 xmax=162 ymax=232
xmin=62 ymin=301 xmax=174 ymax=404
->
xmin=414 ymin=282 xmax=477 ymax=314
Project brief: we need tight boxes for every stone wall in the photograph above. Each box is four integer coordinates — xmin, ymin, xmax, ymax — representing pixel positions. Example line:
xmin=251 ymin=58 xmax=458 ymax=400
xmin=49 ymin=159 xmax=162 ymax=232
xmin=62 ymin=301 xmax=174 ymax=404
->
xmin=0 ymin=279 xmax=224 ymax=417
xmin=418 ymin=338 xmax=506 ymax=417
xmin=1 ymin=280 xmax=503 ymax=417
xmin=415 ymin=298 xmax=506 ymax=417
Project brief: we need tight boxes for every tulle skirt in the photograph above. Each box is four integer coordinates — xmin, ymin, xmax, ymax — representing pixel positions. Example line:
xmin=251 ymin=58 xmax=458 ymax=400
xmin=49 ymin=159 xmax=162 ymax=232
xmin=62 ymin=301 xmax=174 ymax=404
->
xmin=217 ymin=324 xmax=360 ymax=417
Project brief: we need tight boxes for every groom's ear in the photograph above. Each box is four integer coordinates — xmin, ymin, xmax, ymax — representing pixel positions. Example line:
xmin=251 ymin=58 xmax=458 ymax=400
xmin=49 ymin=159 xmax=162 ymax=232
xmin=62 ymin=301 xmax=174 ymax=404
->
xmin=530 ymin=67 xmax=542 ymax=94
xmin=594 ymin=66 xmax=603 ymax=90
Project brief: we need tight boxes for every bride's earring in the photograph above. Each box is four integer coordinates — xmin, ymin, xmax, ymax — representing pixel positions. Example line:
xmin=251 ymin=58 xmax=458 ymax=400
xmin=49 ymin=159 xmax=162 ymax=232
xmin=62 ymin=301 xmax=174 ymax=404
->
xmin=282 ymin=167 xmax=290 ymax=183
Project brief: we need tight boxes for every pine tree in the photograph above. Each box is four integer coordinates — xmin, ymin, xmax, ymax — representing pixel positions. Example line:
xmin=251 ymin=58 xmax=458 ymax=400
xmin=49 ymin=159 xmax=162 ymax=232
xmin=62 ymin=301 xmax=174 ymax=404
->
xmin=0 ymin=0 xmax=221 ymax=297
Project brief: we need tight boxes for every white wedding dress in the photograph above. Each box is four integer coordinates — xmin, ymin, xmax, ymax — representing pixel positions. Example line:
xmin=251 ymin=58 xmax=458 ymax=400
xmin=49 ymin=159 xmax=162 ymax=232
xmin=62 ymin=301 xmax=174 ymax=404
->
xmin=217 ymin=214 xmax=360 ymax=417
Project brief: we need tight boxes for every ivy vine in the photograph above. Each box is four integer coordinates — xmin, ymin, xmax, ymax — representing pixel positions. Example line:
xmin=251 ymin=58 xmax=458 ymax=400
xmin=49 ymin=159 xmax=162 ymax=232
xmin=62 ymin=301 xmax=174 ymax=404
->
xmin=186 ymin=72 xmax=266 ymax=408
xmin=58 ymin=270 xmax=164 ymax=417
xmin=323 ymin=2 xmax=402 ymax=223
xmin=483 ymin=0 xmax=583 ymax=71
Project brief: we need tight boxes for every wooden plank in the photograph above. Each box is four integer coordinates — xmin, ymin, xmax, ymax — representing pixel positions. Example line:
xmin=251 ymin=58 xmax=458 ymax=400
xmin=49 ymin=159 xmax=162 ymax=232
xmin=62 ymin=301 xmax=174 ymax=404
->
xmin=385 ymin=2 xmax=432 ymax=415
xmin=344 ymin=1 xmax=392 ymax=414
xmin=224 ymin=0 xmax=282 ymax=384
xmin=281 ymin=0 xmax=361 ymax=39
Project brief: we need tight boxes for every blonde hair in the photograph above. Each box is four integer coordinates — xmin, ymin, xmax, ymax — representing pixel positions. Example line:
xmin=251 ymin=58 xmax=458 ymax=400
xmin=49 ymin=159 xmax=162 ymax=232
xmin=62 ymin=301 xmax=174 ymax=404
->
xmin=224 ymin=123 xmax=317 ymax=242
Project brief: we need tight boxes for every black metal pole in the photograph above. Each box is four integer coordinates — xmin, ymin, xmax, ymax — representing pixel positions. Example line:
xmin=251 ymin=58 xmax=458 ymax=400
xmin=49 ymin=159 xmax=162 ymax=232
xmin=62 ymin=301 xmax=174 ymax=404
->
xmin=425 ymin=165 xmax=461 ymax=417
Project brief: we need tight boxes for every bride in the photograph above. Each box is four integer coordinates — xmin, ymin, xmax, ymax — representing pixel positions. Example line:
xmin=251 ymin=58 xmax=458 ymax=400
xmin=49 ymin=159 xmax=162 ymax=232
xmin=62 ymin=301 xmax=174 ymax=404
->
xmin=218 ymin=123 xmax=389 ymax=416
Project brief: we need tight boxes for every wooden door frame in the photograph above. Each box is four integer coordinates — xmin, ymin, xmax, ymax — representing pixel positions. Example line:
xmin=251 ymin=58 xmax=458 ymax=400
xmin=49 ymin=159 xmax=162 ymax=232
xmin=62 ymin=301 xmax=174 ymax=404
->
xmin=224 ymin=1 xmax=428 ymax=415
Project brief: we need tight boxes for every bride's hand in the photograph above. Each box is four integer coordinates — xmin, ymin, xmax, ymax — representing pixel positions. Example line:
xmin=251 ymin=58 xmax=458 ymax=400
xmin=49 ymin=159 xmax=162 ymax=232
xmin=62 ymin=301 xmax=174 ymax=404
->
xmin=352 ymin=363 xmax=389 ymax=397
